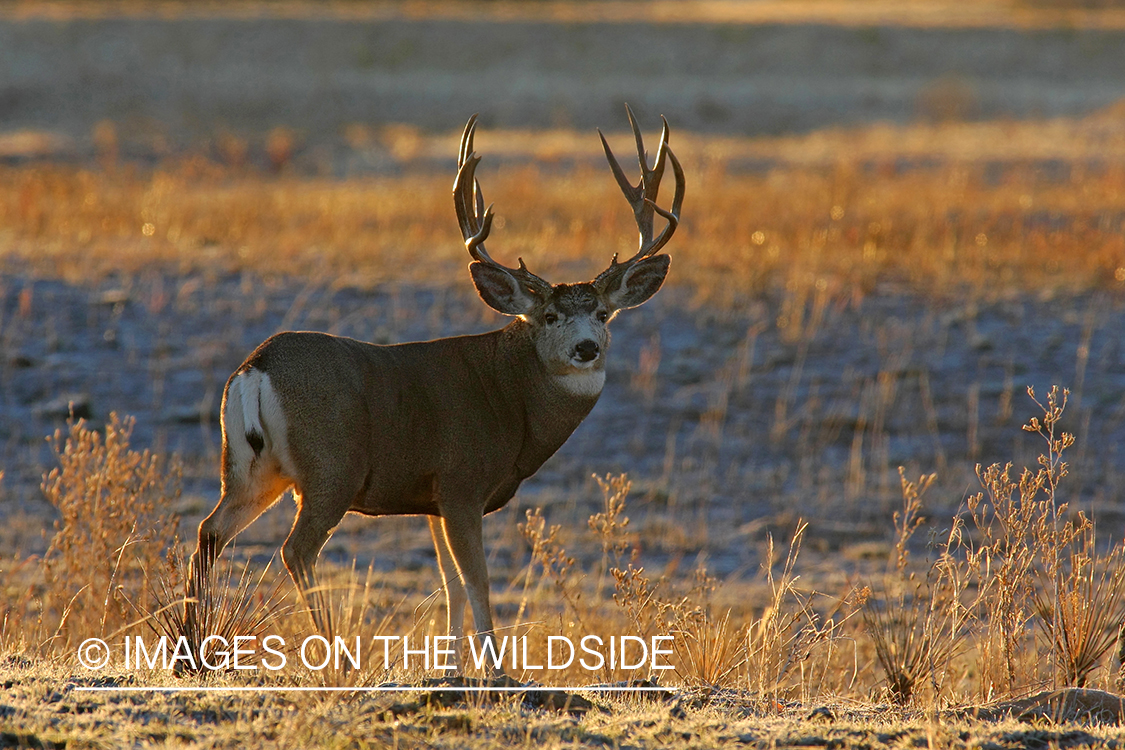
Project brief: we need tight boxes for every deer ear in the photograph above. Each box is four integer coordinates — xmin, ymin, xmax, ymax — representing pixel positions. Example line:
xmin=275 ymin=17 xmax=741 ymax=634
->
xmin=604 ymin=255 xmax=670 ymax=311
xmin=470 ymin=262 xmax=539 ymax=316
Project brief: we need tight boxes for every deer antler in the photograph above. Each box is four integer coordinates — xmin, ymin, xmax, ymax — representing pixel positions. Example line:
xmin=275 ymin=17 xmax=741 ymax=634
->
xmin=454 ymin=115 xmax=551 ymax=297
xmin=594 ymin=104 xmax=685 ymax=287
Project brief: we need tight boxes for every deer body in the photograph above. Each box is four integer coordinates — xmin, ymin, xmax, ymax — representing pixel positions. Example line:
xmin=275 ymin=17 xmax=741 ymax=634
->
xmin=226 ymin=325 xmax=599 ymax=521
xmin=189 ymin=107 xmax=684 ymax=669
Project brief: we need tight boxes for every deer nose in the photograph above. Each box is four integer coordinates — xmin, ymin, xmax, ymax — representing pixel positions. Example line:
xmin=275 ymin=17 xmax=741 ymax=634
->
xmin=574 ymin=340 xmax=600 ymax=362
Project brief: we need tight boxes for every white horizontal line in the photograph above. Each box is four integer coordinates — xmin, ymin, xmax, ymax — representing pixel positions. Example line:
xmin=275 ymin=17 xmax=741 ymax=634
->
xmin=75 ymin=685 xmax=676 ymax=693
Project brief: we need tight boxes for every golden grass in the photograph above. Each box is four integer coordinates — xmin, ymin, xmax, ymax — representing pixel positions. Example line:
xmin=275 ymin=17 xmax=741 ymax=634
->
xmin=3 ymin=124 xmax=1125 ymax=306
xmin=4 ymin=116 xmax=1125 ymax=744
xmin=7 ymin=393 xmax=1125 ymax=704
xmin=4 ymin=375 xmax=1125 ymax=746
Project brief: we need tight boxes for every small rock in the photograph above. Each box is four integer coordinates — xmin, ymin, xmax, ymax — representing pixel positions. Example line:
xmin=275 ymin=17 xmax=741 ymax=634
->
xmin=806 ymin=706 xmax=835 ymax=722
xmin=524 ymin=689 xmax=596 ymax=716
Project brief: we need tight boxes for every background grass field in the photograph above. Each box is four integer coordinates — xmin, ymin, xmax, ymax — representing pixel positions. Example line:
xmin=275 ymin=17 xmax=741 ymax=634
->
xmin=3 ymin=2 xmax=1125 ymax=747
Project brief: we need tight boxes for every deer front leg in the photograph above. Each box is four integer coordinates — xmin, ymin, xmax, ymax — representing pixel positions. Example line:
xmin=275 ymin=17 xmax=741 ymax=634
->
xmin=436 ymin=501 xmax=504 ymax=677
xmin=429 ymin=515 xmax=468 ymax=671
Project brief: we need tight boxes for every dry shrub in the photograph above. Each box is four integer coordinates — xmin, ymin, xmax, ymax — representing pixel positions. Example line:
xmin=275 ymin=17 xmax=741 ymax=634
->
xmin=518 ymin=506 xmax=581 ymax=623
xmin=519 ymin=474 xmax=751 ymax=687
xmin=39 ymin=413 xmax=181 ymax=649
xmin=966 ymin=386 xmax=1125 ymax=696
xmin=585 ymin=475 xmax=730 ymax=686
xmin=517 ymin=475 xmax=853 ymax=694
xmin=517 ymin=487 xmax=607 ymax=682
xmin=1023 ymin=389 xmax=1125 ymax=689
xmin=863 ymin=470 xmax=971 ymax=706
xmin=967 ymin=387 xmax=1074 ymax=696
xmin=745 ymin=527 xmax=809 ymax=700
xmin=596 ymin=478 xmax=753 ymax=690
xmin=853 ymin=386 xmax=1125 ymax=705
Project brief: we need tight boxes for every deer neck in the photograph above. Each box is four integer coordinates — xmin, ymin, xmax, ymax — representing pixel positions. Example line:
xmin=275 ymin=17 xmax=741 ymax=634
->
xmin=494 ymin=322 xmax=602 ymax=474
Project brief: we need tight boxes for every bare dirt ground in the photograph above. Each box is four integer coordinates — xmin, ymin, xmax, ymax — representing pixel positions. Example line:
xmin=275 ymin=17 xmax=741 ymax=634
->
xmin=4 ymin=268 xmax=1125 ymax=580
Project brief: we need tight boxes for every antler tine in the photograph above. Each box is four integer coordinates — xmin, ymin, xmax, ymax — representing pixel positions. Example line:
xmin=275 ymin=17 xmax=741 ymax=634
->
xmin=452 ymin=115 xmax=551 ymax=294
xmin=597 ymin=106 xmax=684 ymax=278
xmin=454 ymin=117 xmax=478 ymax=233
xmin=453 ymin=116 xmax=497 ymax=264
xmin=643 ymin=143 xmax=684 ymax=257
xmin=458 ymin=114 xmax=477 ymax=168
xmin=600 ymin=104 xmax=654 ymax=250
xmin=625 ymin=103 xmax=648 ymax=181
xmin=599 ymin=129 xmax=637 ymax=201
xmin=453 ymin=161 xmax=486 ymax=250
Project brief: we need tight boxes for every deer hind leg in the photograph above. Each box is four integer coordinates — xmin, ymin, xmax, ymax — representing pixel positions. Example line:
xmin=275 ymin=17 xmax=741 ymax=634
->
xmin=189 ymin=371 xmax=292 ymax=594
xmin=429 ymin=515 xmax=468 ymax=668
xmin=281 ymin=487 xmax=353 ymax=639
xmin=191 ymin=470 xmax=290 ymax=588
xmin=185 ymin=453 xmax=289 ymax=655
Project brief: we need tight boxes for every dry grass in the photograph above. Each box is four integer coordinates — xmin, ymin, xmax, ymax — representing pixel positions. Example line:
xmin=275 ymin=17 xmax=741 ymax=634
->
xmin=7 ymin=392 xmax=1125 ymax=750
xmin=3 ymin=111 xmax=1125 ymax=304
xmin=4 ymin=113 xmax=1125 ymax=745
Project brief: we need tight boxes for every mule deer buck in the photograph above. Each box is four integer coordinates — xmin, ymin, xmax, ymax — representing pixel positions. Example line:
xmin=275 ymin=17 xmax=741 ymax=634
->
xmin=188 ymin=106 xmax=684 ymax=667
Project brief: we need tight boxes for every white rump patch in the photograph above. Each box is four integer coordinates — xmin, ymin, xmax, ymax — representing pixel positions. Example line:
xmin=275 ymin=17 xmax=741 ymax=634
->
xmin=224 ymin=370 xmax=296 ymax=478
xmin=552 ymin=368 xmax=606 ymax=398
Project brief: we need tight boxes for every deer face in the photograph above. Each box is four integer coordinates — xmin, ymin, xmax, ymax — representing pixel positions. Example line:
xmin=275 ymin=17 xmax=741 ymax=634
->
xmin=469 ymin=254 xmax=669 ymax=379
xmin=532 ymin=283 xmax=608 ymax=374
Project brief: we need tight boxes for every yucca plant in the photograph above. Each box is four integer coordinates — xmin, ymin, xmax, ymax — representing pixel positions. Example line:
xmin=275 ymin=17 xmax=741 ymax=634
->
xmin=138 ymin=548 xmax=291 ymax=675
xmin=674 ymin=607 xmax=745 ymax=689
xmin=864 ymin=470 xmax=968 ymax=705
xmin=1034 ymin=538 xmax=1125 ymax=688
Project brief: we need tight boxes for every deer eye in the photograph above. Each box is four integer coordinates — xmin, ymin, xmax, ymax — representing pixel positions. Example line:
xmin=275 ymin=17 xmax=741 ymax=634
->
xmin=544 ymin=313 xmax=558 ymax=325
xmin=596 ymin=310 xmax=608 ymax=323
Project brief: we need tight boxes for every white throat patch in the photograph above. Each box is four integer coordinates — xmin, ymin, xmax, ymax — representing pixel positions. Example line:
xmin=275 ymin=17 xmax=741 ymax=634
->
xmin=552 ymin=368 xmax=606 ymax=398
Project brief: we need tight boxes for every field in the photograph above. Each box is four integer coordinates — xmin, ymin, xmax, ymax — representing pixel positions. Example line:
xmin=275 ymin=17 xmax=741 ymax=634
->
xmin=5 ymin=2 xmax=1125 ymax=748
